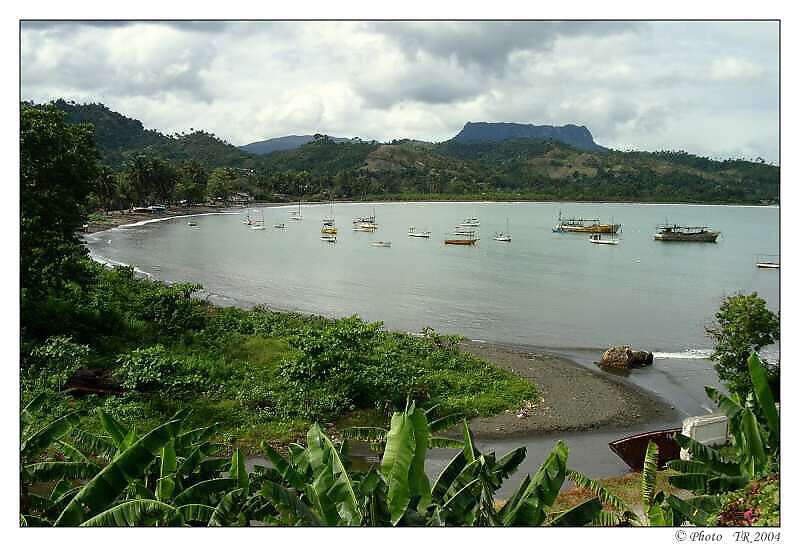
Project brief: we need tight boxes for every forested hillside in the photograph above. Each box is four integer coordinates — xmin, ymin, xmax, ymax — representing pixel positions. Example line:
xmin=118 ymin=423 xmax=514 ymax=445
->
xmin=39 ymin=100 xmax=779 ymax=206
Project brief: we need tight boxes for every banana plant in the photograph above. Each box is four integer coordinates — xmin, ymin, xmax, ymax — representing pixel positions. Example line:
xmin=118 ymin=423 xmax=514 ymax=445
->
xmin=667 ymin=353 xmax=778 ymax=495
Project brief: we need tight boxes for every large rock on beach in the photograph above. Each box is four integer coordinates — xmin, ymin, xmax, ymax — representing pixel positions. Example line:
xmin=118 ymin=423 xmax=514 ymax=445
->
xmin=600 ymin=346 xmax=653 ymax=369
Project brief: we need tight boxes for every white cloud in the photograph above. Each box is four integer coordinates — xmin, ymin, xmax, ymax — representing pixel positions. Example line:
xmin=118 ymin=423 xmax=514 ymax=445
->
xmin=710 ymin=57 xmax=765 ymax=81
xmin=20 ymin=20 xmax=779 ymax=162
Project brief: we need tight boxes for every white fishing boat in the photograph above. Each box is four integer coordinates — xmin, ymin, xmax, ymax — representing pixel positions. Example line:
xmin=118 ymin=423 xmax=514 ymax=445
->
xmin=493 ymin=218 xmax=512 ymax=242
xmin=370 ymin=241 xmax=392 ymax=247
xmin=408 ymin=226 xmax=431 ymax=238
xmin=589 ymin=233 xmax=618 ymax=245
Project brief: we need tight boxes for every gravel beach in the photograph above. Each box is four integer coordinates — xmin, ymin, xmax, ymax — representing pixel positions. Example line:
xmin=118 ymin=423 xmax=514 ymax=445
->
xmin=460 ymin=340 xmax=679 ymax=439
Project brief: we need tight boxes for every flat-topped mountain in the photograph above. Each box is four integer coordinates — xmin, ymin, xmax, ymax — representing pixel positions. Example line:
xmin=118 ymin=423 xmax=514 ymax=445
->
xmin=452 ymin=121 xmax=604 ymax=152
xmin=240 ymin=134 xmax=354 ymax=155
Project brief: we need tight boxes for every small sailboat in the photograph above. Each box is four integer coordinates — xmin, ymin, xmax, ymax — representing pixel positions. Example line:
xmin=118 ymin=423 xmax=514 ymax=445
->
xmin=408 ymin=226 xmax=431 ymax=238
xmin=251 ymin=209 xmax=266 ymax=230
xmin=370 ymin=241 xmax=392 ymax=247
xmin=321 ymin=194 xmax=337 ymax=234
xmin=289 ymin=196 xmax=303 ymax=221
xmin=493 ymin=218 xmax=511 ymax=242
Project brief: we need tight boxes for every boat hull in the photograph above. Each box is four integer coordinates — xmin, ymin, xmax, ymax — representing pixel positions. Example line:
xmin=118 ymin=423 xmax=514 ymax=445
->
xmin=555 ymin=224 xmax=620 ymax=234
xmin=444 ymin=239 xmax=478 ymax=245
xmin=756 ymin=263 xmax=780 ymax=269
xmin=654 ymin=231 xmax=719 ymax=242
xmin=609 ymin=428 xmax=681 ymax=471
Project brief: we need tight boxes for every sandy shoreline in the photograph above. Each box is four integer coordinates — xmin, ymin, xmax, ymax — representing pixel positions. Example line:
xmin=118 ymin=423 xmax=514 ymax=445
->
xmin=460 ymin=340 xmax=679 ymax=439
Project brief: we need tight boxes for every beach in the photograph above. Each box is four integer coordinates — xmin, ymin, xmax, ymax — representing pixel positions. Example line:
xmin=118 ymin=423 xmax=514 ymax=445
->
xmin=460 ymin=341 xmax=679 ymax=439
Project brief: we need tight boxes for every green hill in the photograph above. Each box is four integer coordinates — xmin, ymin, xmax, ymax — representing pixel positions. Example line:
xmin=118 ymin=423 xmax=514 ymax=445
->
xmin=42 ymin=100 xmax=779 ymax=205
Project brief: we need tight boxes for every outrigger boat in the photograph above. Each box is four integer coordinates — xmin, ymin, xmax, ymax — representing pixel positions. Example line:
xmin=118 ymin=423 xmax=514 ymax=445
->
xmin=408 ymin=227 xmax=431 ymax=238
xmin=609 ymin=428 xmax=681 ymax=471
xmin=654 ymin=223 xmax=719 ymax=242
xmin=553 ymin=211 xmax=620 ymax=234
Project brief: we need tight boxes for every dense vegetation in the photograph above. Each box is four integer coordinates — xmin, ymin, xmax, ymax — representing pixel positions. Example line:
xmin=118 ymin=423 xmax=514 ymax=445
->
xmin=34 ymin=100 xmax=779 ymax=209
xmin=20 ymin=354 xmax=779 ymax=526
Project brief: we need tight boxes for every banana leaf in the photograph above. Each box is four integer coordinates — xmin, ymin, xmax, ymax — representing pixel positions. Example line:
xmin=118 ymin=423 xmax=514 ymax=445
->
xmin=381 ymin=410 xmax=418 ymax=525
xmin=55 ymin=419 xmax=181 ymax=526
xmin=21 ymin=410 xmax=85 ymax=460
xmin=260 ymin=480 xmax=322 ymax=525
xmin=79 ymin=499 xmax=179 ymax=526
xmin=747 ymin=353 xmax=779 ymax=445
xmin=173 ymin=478 xmax=237 ymax=506
xmin=261 ymin=442 xmax=305 ymax=490
xmin=229 ymin=448 xmax=250 ymax=495
xmin=549 ymin=497 xmax=602 ymax=527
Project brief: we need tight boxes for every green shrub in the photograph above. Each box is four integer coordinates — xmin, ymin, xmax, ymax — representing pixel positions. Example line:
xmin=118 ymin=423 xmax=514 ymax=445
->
xmin=716 ymin=475 xmax=779 ymax=526
xmin=114 ymin=345 xmax=203 ymax=393
xmin=22 ymin=335 xmax=90 ymax=394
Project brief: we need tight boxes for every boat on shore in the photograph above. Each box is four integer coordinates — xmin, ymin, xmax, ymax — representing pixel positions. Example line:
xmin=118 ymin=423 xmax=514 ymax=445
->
xmin=408 ymin=226 xmax=431 ymax=238
xmin=553 ymin=211 xmax=620 ymax=234
xmin=608 ymin=428 xmax=681 ymax=471
xmin=653 ymin=224 xmax=720 ymax=242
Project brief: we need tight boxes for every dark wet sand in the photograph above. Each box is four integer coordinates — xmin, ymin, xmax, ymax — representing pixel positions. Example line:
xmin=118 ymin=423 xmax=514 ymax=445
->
xmin=460 ymin=340 xmax=679 ymax=439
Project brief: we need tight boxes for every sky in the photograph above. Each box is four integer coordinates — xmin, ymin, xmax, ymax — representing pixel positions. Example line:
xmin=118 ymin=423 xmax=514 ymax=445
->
xmin=20 ymin=20 xmax=779 ymax=162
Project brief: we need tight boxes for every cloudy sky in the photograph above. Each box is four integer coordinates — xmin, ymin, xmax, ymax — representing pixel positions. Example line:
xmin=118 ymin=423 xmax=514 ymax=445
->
xmin=21 ymin=20 xmax=779 ymax=162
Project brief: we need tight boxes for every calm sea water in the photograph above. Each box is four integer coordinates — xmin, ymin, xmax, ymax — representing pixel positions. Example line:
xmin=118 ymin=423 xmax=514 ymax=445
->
xmin=86 ymin=201 xmax=779 ymax=355
xmin=87 ymin=201 xmax=779 ymax=478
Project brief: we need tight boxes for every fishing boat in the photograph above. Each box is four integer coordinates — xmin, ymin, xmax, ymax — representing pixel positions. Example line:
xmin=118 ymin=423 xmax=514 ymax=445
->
xmin=653 ymin=223 xmax=719 ymax=242
xmin=370 ymin=241 xmax=392 ymax=248
xmin=353 ymin=222 xmax=377 ymax=232
xmin=493 ymin=218 xmax=512 ymax=242
xmin=408 ymin=227 xmax=432 ymax=238
xmin=589 ymin=233 xmax=618 ymax=245
xmin=608 ymin=428 xmax=681 ymax=471
xmin=320 ymin=234 xmax=337 ymax=243
xmin=353 ymin=207 xmax=377 ymax=225
xmin=445 ymin=230 xmax=479 ymax=245
xmin=756 ymin=254 xmax=780 ymax=269
xmin=553 ymin=211 xmax=620 ymax=234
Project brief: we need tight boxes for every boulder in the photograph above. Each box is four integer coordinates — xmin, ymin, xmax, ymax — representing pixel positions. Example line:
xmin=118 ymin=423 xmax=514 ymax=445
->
xmin=600 ymin=346 xmax=653 ymax=369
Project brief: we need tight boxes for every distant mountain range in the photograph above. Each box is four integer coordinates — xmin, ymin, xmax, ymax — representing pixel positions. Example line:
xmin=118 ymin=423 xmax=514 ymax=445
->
xmin=240 ymin=135 xmax=354 ymax=155
xmin=453 ymin=122 xmax=605 ymax=152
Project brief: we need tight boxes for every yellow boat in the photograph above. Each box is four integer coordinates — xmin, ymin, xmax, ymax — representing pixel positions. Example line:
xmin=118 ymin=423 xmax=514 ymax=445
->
xmin=321 ymin=226 xmax=338 ymax=235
